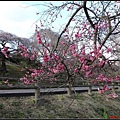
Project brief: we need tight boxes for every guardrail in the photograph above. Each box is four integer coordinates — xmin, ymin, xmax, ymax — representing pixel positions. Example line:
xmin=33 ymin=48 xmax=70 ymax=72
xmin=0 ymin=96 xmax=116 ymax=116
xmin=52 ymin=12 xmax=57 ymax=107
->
xmin=0 ymin=77 xmax=120 ymax=105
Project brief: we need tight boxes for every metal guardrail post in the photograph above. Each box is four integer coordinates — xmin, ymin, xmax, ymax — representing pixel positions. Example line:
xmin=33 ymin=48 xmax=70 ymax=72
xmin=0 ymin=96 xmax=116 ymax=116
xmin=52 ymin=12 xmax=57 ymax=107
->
xmin=66 ymin=82 xmax=72 ymax=96
xmin=118 ymin=82 xmax=120 ymax=91
xmin=112 ymin=81 xmax=115 ymax=93
xmin=88 ymin=81 xmax=92 ymax=95
xmin=35 ymin=82 xmax=40 ymax=105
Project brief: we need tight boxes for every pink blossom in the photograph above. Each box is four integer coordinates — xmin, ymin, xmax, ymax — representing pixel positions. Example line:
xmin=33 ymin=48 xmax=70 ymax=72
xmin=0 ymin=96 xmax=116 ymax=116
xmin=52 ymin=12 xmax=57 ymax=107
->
xmin=21 ymin=68 xmax=25 ymax=71
xmin=74 ymin=68 xmax=79 ymax=73
xmin=61 ymin=41 xmax=65 ymax=45
xmin=106 ymin=48 xmax=112 ymax=53
xmin=81 ymin=51 xmax=85 ymax=56
xmin=67 ymin=5 xmax=73 ymax=11
xmin=93 ymin=29 xmax=96 ymax=33
xmin=43 ymin=49 xmax=50 ymax=63
xmin=51 ymin=78 xmax=56 ymax=81
xmin=21 ymin=52 xmax=29 ymax=58
xmin=90 ymin=47 xmax=102 ymax=59
xmin=3 ymin=80 xmax=8 ymax=84
xmin=73 ymin=53 xmax=78 ymax=57
xmin=30 ymin=55 xmax=35 ymax=60
xmin=85 ymin=70 xmax=91 ymax=77
xmin=57 ymin=63 xmax=64 ymax=71
xmin=95 ymin=24 xmax=98 ymax=29
xmin=102 ymin=85 xmax=109 ymax=91
xmin=1 ymin=47 xmax=9 ymax=58
xmin=98 ymin=88 xmax=104 ymax=94
xmin=43 ymin=55 xmax=50 ymax=63
xmin=80 ymin=45 xmax=85 ymax=51
xmin=32 ymin=50 xmax=38 ymax=56
xmin=24 ymin=81 xmax=29 ymax=85
xmin=62 ymin=50 xmax=66 ymax=56
xmin=108 ymin=93 xmax=118 ymax=98
xmin=19 ymin=45 xmax=27 ymax=52
xmin=3 ymin=47 xmax=9 ymax=52
xmin=78 ymin=56 xmax=84 ymax=63
xmin=52 ymin=54 xmax=60 ymax=61
xmin=53 ymin=69 xmax=59 ymax=73
xmin=88 ymin=29 xmax=90 ymax=33
xmin=89 ymin=56 xmax=94 ymax=61
xmin=106 ymin=98 xmax=109 ymax=101
xmin=98 ymin=85 xmax=110 ymax=93
xmin=85 ymin=65 xmax=89 ymax=71
xmin=20 ymin=78 xmax=24 ymax=81
xmin=96 ymin=74 xmax=104 ymax=81
xmin=19 ymin=44 xmax=24 ymax=49
xmin=98 ymin=85 xmax=110 ymax=94
xmin=75 ymin=32 xmax=82 ymax=38
xmin=38 ymin=37 xmax=42 ymax=44
xmin=20 ymin=77 xmax=30 ymax=85
xmin=115 ymin=75 xmax=120 ymax=81
xmin=84 ymin=23 xmax=86 ymax=28
xmin=48 ymin=67 xmax=53 ymax=72
xmin=24 ymin=52 xmax=29 ymax=58
xmin=81 ymin=63 xmax=86 ymax=71
xmin=8 ymin=83 xmax=12 ymax=87
xmin=36 ymin=31 xmax=42 ymax=44
xmin=23 ymin=47 xmax=27 ymax=52
xmin=69 ymin=44 xmax=77 ymax=55
xmin=99 ymin=60 xmax=105 ymax=67
xmin=31 ymin=73 xmax=36 ymax=78
xmin=69 ymin=44 xmax=76 ymax=51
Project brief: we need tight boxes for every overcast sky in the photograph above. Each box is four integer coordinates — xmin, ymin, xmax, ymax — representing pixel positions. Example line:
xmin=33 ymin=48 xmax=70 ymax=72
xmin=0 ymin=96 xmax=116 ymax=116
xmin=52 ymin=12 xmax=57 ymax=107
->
xmin=0 ymin=1 xmax=68 ymax=39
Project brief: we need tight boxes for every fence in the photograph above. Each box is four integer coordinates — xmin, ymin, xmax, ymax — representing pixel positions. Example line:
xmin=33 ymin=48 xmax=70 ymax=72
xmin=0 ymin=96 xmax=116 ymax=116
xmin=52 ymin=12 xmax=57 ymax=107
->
xmin=0 ymin=77 xmax=120 ymax=105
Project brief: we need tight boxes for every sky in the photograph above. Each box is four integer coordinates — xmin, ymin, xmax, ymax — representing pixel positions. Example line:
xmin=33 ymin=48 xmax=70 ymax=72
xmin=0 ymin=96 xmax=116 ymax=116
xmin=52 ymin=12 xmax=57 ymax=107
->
xmin=0 ymin=1 xmax=118 ymax=59
xmin=0 ymin=1 xmax=68 ymax=39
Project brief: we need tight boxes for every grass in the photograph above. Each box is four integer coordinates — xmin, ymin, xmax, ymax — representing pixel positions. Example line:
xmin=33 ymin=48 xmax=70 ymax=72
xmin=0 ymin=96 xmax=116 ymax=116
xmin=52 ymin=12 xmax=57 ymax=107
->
xmin=6 ymin=63 xmax=25 ymax=78
xmin=0 ymin=62 xmax=120 ymax=118
xmin=0 ymin=62 xmax=25 ymax=78
xmin=0 ymin=91 xmax=120 ymax=119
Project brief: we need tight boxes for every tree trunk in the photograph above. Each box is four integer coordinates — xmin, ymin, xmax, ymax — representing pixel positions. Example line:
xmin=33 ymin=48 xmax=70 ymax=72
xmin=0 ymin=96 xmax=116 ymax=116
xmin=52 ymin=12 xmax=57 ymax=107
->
xmin=0 ymin=52 xmax=7 ymax=77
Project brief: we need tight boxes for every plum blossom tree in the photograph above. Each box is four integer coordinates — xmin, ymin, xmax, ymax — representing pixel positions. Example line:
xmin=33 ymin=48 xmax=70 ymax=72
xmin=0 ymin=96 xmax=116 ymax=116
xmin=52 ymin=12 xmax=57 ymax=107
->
xmin=0 ymin=30 xmax=32 ymax=76
xmin=19 ymin=1 xmax=120 ymax=99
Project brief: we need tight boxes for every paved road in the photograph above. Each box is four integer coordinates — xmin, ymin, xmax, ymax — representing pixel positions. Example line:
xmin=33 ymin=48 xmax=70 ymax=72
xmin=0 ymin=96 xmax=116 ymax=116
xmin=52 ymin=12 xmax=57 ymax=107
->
xmin=0 ymin=86 xmax=118 ymax=97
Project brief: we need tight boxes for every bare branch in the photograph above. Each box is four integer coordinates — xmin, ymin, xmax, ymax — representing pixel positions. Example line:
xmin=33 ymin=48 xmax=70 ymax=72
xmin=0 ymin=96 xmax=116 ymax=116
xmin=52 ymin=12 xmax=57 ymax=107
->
xmin=52 ymin=4 xmax=84 ymax=52
xmin=83 ymin=1 xmax=95 ymax=29
xmin=100 ymin=21 xmax=120 ymax=49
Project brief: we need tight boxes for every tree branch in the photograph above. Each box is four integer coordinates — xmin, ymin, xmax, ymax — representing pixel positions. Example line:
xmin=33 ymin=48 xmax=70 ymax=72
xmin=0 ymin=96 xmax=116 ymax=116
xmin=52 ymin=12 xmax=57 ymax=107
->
xmin=100 ymin=21 xmax=120 ymax=49
xmin=83 ymin=1 xmax=95 ymax=29
xmin=52 ymin=4 xmax=84 ymax=52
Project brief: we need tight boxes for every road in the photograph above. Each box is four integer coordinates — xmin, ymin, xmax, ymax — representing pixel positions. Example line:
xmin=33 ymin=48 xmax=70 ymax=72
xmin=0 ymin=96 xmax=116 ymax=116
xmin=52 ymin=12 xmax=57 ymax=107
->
xmin=0 ymin=86 xmax=118 ymax=97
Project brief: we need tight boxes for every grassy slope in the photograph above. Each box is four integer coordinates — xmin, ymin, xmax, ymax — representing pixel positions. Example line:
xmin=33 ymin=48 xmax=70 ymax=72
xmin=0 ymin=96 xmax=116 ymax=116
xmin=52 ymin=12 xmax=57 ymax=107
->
xmin=0 ymin=62 xmax=120 ymax=118
xmin=0 ymin=91 xmax=120 ymax=119
xmin=0 ymin=62 xmax=25 ymax=78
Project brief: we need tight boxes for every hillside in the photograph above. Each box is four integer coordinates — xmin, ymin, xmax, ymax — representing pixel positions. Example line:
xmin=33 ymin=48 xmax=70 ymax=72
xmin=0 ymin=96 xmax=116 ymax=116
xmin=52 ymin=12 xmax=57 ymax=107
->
xmin=0 ymin=91 xmax=120 ymax=118
xmin=0 ymin=61 xmax=25 ymax=78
